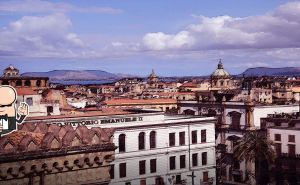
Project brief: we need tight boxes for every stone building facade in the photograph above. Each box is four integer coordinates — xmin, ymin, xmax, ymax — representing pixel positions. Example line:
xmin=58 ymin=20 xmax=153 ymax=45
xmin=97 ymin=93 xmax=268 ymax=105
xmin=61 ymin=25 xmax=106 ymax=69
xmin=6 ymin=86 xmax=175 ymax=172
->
xmin=0 ymin=65 xmax=48 ymax=88
xmin=0 ymin=123 xmax=115 ymax=185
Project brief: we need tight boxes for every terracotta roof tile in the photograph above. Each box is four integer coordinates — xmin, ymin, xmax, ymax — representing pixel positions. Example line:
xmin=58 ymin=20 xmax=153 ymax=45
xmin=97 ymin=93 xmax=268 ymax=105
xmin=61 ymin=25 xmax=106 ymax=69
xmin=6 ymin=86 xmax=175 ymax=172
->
xmin=104 ymin=98 xmax=177 ymax=105
xmin=0 ymin=122 xmax=115 ymax=154
xmin=41 ymin=132 xmax=61 ymax=149
xmin=16 ymin=88 xmax=39 ymax=95
xmin=75 ymin=126 xmax=91 ymax=144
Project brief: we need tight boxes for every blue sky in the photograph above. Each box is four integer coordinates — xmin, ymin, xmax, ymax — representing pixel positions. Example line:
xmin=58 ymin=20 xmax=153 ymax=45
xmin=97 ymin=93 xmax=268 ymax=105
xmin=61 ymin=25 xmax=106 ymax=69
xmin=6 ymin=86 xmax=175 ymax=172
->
xmin=0 ymin=0 xmax=299 ymax=76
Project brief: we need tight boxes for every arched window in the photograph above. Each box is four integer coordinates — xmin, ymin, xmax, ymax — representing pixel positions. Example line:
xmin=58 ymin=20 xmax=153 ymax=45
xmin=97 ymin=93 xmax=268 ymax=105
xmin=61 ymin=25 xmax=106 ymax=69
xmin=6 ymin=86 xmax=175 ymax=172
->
xmin=228 ymin=111 xmax=242 ymax=130
xmin=138 ymin=132 xmax=145 ymax=150
xmin=24 ymin=80 xmax=31 ymax=87
xmin=220 ymin=80 xmax=224 ymax=86
xmin=36 ymin=80 xmax=41 ymax=87
xmin=2 ymin=80 xmax=9 ymax=85
xmin=16 ymin=80 xmax=22 ymax=86
xmin=118 ymin=134 xmax=126 ymax=152
xmin=149 ymin=131 xmax=156 ymax=149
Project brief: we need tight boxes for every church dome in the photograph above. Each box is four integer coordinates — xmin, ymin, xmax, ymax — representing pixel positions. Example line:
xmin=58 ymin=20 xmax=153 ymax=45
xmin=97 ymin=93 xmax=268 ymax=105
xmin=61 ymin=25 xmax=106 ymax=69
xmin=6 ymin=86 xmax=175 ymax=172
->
xmin=149 ymin=69 xmax=157 ymax=78
xmin=211 ymin=60 xmax=230 ymax=77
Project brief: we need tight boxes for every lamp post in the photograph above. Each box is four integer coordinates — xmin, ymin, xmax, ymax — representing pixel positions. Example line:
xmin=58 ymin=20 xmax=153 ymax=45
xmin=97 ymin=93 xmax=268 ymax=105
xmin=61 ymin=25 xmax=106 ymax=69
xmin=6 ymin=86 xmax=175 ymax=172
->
xmin=187 ymin=171 xmax=196 ymax=185
xmin=188 ymin=123 xmax=196 ymax=185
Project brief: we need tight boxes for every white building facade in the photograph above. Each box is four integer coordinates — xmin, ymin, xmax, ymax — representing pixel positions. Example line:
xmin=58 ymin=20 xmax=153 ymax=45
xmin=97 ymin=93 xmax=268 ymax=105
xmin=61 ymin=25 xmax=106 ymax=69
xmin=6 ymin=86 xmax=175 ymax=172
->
xmin=178 ymin=101 xmax=299 ymax=184
xmin=17 ymin=94 xmax=60 ymax=117
xmin=25 ymin=109 xmax=217 ymax=185
xmin=110 ymin=114 xmax=216 ymax=185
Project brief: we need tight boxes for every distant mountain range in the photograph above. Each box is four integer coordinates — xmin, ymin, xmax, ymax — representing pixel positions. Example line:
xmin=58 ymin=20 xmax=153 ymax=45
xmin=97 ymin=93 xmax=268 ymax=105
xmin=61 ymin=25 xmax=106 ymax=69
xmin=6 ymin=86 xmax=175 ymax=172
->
xmin=239 ymin=67 xmax=300 ymax=77
xmin=20 ymin=67 xmax=300 ymax=85
xmin=21 ymin=70 xmax=138 ymax=85
xmin=22 ymin=70 xmax=121 ymax=80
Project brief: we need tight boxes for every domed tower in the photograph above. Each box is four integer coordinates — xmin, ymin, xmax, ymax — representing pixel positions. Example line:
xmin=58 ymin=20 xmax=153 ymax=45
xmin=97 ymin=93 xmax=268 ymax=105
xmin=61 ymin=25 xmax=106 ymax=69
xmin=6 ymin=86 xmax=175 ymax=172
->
xmin=148 ymin=69 xmax=159 ymax=87
xmin=211 ymin=60 xmax=232 ymax=89
xmin=3 ymin=65 xmax=20 ymax=77
xmin=148 ymin=69 xmax=159 ymax=83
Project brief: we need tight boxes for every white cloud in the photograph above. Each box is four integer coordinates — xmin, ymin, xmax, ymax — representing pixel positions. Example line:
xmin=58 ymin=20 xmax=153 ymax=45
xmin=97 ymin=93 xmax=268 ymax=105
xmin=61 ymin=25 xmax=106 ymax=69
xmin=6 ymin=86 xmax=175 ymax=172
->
xmin=0 ymin=0 xmax=122 ymax=14
xmin=0 ymin=14 xmax=87 ymax=58
xmin=143 ymin=31 xmax=194 ymax=50
xmin=143 ymin=1 xmax=300 ymax=51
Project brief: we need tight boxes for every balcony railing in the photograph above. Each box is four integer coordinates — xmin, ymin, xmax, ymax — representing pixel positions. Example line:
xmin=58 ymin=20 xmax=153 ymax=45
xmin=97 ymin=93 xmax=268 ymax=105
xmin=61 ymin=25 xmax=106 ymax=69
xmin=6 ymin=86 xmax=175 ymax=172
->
xmin=279 ymin=152 xmax=300 ymax=158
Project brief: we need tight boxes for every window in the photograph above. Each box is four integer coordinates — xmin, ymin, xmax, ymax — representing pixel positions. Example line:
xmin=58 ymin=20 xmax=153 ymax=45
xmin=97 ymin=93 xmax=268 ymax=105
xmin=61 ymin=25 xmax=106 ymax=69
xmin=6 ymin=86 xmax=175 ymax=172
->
xmin=169 ymin=156 xmax=176 ymax=170
xmin=155 ymin=177 xmax=164 ymax=185
xmin=110 ymin=165 xmax=114 ymax=179
xmin=36 ymin=80 xmax=41 ymax=87
xmin=169 ymin=133 xmax=175 ymax=147
xmin=179 ymin=132 xmax=185 ymax=145
xmin=180 ymin=155 xmax=186 ymax=169
xmin=138 ymin=132 xmax=145 ymax=150
xmin=192 ymin=153 xmax=198 ymax=167
xmin=150 ymin=131 xmax=156 ymax=149
xmin=139 ymin=160 xmax=146 ymax=175
xmin=288 ymin=144 xmax=296 ymax=156
xmin=201 ymin=130 xmax=206 ymax=143
xmin=2 ymin=80 xmax=9 ymax=85
xmin=26 ymin=97 xmax=33 ymax=106
xmin=175 ymin=175 xmax=181 ymax=184
xmin=24 ymin=80 xmax=31 ymax=87
xmin=119 ymin=134 xmax=126 ymax=152
xmin=275 ymin=143 xmax=282 ymax=155
xmin=288 ymin=135 xmax=295 ymax=143
xmin=125 ymin=182 xmax=131 ymax=185
xmin=192 ymin=130 xmax=197 ymax=144
xmin=150 ymin=159 xmax=156 ymax=173
xmin=202 ymin=152 xmax=207 ymax=165
xmin=274 ymin=134 xmax=281 ymax=141
xmin=140 ymin=179 xmax=146 ymax=185
xmin=203 ymin=171 xmax=209 ymax=182
xmin=47 ymin=106 xmax=53 ymax=115
xmin=230 ymin=112 xmax=241 ymax=130
xmin=119 ymin=163 xmax=126 ymax=178
xmin=16 ymin=80 xmax=22 ymax=86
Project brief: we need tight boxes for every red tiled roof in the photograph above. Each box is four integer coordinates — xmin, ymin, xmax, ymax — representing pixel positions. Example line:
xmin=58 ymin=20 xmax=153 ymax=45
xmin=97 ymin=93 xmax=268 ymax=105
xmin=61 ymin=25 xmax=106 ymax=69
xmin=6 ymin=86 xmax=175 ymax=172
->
xmin=104 ymin=98 xmax=177 ymax=106
xmin=180 ymin=82 xmax=197 ymax=88
xmin=0 ymin=124 xmax=115 ymax=154
xmin=156 ymin=92 xmax=195 ymax=96
xmin=27 ymin=108 xmax=131 ymax=120
xmin=16 ymin=88 xmax=39 ymax=95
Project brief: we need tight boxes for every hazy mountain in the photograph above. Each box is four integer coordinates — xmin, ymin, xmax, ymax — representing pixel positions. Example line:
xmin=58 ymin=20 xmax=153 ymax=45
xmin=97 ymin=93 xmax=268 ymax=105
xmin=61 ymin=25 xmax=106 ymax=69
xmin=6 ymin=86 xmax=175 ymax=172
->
xmin=239 ymin=67 xmax=300 ymax=77
xmin=21 ymin=70 xmax=122 ymax=82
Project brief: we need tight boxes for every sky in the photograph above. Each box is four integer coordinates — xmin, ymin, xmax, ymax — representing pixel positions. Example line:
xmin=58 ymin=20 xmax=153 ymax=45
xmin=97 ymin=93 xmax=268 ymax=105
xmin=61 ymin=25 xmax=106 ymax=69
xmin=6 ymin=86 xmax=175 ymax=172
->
xmin=0 ymin=0 xmax=299 ymax=76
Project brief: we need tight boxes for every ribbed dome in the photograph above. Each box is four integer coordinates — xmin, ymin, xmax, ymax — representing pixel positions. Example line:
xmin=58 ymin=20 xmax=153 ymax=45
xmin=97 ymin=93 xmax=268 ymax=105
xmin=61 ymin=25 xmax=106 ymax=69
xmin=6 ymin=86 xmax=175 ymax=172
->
xmin=211 ymin=60 xmax=230 ymax=77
